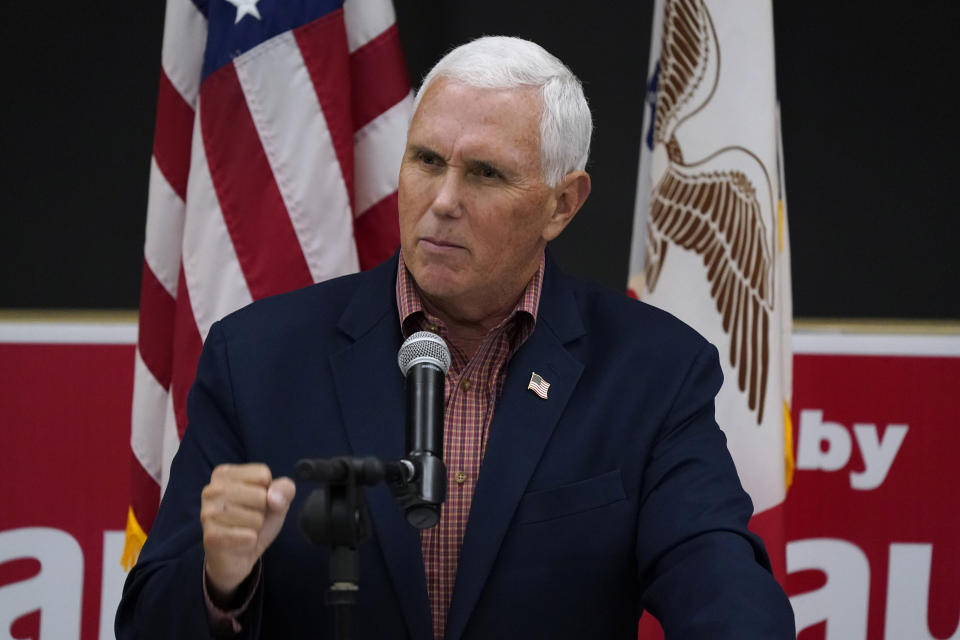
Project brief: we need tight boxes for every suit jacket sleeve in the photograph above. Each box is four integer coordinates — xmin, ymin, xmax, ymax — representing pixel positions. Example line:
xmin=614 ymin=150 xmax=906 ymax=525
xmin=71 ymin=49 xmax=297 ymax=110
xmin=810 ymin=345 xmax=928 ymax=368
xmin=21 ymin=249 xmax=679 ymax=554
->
xmin=635 ymin=342 xmax=795 ymax=639
xmin=116 ymin=321 xmax=264 ymax=640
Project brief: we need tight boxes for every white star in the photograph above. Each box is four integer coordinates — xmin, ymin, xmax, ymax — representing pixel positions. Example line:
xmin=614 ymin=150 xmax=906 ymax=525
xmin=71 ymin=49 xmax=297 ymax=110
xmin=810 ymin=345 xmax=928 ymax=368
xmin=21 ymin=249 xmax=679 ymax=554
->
xmin=224 ymin=0 xmax=262 ymax=24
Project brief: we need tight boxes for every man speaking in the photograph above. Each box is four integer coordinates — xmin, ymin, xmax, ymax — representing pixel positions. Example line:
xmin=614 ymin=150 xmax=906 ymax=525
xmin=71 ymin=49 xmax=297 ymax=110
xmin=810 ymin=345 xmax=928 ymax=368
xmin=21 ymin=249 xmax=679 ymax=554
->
xmin=116 ymin=36 xmax=795 ymax=639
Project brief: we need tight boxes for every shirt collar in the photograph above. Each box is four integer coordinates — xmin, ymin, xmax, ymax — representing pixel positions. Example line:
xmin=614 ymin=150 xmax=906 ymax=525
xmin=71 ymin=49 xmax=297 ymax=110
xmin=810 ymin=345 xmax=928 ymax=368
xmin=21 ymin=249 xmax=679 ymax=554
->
xmin=396 ymin=250 xmax=544 ymax=340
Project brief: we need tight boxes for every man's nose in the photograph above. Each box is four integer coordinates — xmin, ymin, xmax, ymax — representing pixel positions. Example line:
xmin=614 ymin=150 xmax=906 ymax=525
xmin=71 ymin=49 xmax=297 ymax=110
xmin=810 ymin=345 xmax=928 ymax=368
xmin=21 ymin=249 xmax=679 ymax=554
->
xmin=429 ymin=169 xmax=464 ymax=218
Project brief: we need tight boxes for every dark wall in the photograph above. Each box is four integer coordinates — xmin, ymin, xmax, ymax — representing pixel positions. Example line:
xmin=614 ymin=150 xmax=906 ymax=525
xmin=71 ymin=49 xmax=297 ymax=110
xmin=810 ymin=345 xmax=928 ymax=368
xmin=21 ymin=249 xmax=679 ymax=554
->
xmin=1 ymin=3 xmax=164 ymax=309
xmin=773 ymin=3 xmax=960 ymax=319
xmin=1 ymin=2 xmax=957 ymax=319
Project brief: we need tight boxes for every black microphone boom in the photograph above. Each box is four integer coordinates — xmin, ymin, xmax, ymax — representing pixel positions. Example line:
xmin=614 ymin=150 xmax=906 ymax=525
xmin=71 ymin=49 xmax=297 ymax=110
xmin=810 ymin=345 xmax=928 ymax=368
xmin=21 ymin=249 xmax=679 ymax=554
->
xmin=397 ymin=331 xmax=451 ymax=529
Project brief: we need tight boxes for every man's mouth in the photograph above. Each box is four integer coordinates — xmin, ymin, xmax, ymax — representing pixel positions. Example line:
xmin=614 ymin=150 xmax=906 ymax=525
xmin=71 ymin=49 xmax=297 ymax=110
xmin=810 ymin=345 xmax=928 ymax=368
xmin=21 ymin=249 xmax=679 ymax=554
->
xmin=420 ymin=237 xmax=465 ymax=251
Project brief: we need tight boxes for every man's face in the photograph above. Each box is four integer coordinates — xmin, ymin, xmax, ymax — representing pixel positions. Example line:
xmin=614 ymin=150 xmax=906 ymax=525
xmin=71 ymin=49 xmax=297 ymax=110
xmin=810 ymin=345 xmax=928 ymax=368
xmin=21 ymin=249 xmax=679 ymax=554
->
xmin=398 ymin=78 xmax=561 ymax=319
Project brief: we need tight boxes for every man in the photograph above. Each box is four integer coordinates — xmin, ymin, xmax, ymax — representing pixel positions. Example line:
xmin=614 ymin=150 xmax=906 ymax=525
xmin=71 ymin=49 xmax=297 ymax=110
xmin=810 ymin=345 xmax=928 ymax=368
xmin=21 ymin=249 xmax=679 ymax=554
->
xmin=117 ymin=36 xmax=795 ymax=639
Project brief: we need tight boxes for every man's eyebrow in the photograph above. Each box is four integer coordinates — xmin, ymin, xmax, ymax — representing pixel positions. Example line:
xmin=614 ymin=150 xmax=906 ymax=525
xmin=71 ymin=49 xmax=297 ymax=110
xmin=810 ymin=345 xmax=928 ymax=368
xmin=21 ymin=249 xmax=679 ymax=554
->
xmin=469 ymin=158 xmax=520 ymax=181
xmin=407 ymin=145 xmax=514 ymax=179
xmin=408 ymin=144 xmax=440 ymax=157
xmin=468 ymin=159 xmax=503 ymax=174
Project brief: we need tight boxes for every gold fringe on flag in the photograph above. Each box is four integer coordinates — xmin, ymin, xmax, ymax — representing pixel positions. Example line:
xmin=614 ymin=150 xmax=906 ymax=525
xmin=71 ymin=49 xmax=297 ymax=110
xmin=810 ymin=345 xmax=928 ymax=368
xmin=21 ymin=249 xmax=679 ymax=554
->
xmin=783 ymin=400 xmax=795 ymax=491
xmin=777 ymin=201 xmax=785 ymax=252
xmin=121 ymin=506 xmax=148 ymax=571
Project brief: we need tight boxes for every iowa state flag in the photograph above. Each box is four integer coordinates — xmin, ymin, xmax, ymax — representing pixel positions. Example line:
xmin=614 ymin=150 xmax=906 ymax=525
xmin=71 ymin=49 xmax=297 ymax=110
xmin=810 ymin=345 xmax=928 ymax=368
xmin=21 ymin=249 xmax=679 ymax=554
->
xmin=124 ymin=0 xmax=412 ymax=567
xmin=629 ymin=1 xmax=794 ymax=631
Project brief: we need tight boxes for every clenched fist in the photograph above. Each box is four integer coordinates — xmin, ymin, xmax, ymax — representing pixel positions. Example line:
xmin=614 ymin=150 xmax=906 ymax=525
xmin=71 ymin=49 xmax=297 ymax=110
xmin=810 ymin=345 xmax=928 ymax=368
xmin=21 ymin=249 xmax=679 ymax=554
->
xmin=200 ymin=463 xmax=296 ymax=602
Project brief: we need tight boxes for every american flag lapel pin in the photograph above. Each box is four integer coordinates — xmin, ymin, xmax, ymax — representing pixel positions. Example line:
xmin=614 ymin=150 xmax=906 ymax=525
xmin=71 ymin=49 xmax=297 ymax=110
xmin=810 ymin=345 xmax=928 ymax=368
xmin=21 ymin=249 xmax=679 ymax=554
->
xmin=527 ymin=372 xmax=550 ymax=400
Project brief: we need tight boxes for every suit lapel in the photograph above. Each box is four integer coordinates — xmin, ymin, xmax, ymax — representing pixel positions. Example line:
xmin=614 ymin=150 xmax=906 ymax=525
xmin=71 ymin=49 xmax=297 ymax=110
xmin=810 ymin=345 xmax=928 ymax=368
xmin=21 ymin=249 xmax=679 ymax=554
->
xmin=329 ymin=257 xmax=433 ymax=640
xmin=445 ymin=261 xmax=586 ymax=640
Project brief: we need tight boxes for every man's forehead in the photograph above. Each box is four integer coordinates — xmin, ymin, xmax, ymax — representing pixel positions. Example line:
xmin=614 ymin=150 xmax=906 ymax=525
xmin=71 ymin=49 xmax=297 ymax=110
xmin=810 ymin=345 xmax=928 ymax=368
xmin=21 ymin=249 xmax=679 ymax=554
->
xmin=407 ymin=80 xmax=541 ymax=156
xmin=412 ymin=79 xmax=541 ymax=123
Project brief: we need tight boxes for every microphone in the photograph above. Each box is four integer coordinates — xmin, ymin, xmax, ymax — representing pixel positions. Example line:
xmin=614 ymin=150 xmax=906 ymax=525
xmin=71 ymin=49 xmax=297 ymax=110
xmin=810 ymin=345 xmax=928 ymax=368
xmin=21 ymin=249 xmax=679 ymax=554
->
xmin=397 ymin=331 xmax=451 ymax=529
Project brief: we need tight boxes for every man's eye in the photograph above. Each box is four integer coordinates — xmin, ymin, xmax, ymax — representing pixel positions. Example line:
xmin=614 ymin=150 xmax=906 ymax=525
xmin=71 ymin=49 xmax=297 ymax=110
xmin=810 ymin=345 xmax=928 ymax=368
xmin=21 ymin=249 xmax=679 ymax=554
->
xmin=417 ymin=151 xmax=441 ymax=166
xmin=474 ymin=165 xmax=501 ymax=180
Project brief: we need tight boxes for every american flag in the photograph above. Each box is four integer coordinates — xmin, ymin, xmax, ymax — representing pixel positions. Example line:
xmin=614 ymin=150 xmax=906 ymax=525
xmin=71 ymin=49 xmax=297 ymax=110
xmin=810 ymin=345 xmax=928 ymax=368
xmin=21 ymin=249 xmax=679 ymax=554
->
xmin=527 ymin=372 xmax=550 ymax=400
xmin=123 ymin=0 xmax=412 ymax=568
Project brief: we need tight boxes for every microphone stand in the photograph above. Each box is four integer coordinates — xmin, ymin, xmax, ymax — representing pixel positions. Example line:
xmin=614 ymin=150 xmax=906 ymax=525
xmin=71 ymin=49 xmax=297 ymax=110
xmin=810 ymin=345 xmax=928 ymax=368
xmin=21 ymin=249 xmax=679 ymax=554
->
xmin=299 ymin=329 xmax=449 ymax=639
xmin=295 ymin=454 xmax=444 ymax=640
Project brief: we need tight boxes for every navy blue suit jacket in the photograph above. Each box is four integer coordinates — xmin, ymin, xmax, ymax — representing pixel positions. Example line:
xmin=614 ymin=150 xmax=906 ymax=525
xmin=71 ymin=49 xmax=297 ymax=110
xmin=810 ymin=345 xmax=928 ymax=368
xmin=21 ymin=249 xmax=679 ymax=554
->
xmin=116 ymin=253 xmax=794 ymax=639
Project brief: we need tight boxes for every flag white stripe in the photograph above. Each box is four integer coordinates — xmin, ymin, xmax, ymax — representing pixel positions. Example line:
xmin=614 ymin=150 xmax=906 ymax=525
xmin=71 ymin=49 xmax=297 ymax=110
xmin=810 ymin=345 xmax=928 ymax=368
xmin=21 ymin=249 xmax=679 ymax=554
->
xmin=130 ymin=350 xmax=168 ymax=483
xmin=793 ymin=332 xmax=960 ymax=356
xmin=161 ymin=0 xmax=208 ymax=107
xmin=343 ymin=0 xmax=397 ymax=54
xmin=234 ymin=33 xmax=360 ymax=283
xmin=353 ymin=93 xmax=413 ymax=215
xmin=0 ymin=322 xmax=136 ymax=344
xmin=144 ymin=157 xmax=186 ymax=298
xmin=181 ymin=102 xmax=253 ymax=340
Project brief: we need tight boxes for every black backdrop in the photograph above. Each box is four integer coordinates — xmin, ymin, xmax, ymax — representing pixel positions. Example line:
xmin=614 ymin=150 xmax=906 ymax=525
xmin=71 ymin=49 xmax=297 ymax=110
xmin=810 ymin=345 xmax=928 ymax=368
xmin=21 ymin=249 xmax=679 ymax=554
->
xmin=2 ymin=2 xmax=958 ymax=319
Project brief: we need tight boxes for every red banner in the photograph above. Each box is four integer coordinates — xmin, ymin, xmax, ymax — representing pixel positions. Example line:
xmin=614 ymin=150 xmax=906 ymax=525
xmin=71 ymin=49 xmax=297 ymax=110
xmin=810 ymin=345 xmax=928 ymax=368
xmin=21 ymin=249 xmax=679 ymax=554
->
xmin=1 ymin=329 xmax=958 ymax=639
xmin=787 ymin=349 xmax=960 ymax=639
xmin=0 ymin=342 xmax=133 ymax=639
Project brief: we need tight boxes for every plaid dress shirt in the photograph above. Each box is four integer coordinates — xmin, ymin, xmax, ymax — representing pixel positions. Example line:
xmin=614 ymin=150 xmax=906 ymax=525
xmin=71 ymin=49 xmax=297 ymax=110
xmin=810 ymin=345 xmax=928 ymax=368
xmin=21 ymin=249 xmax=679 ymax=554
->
xmin=396 ymin=251 xmax=544 ymax=639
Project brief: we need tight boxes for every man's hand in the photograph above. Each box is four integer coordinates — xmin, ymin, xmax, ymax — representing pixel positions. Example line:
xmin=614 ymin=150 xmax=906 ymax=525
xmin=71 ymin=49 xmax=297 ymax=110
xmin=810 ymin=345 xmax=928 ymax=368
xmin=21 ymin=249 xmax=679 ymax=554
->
xmin=200 ymin=463 xmax=296 ymax=602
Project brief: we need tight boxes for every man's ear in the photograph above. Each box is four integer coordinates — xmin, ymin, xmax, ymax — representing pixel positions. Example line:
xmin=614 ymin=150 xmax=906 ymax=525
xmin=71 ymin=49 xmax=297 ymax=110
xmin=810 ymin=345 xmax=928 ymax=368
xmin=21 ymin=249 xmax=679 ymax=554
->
xmin=542 ymin=170 xmax=591 ymax=242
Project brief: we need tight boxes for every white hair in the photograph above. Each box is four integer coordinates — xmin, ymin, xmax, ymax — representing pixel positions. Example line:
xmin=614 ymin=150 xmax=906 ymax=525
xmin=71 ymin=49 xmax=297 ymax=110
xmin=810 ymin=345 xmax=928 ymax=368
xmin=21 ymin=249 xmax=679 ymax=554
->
xmin=412 ymin=36 xmax=592 ymax=187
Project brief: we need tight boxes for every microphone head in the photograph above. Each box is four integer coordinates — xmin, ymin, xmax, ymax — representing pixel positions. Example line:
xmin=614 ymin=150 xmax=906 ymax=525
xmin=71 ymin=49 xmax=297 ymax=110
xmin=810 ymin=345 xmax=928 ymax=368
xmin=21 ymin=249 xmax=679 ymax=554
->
xmin=398 ymin=331 xmax=452 ymax=376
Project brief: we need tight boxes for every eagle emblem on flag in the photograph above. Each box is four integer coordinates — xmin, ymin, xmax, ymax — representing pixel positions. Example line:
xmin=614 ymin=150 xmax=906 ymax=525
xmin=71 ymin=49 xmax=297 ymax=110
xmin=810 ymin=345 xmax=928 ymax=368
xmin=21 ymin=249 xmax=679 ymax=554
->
xmin=643 ymin=0 xmax=777 ymax=424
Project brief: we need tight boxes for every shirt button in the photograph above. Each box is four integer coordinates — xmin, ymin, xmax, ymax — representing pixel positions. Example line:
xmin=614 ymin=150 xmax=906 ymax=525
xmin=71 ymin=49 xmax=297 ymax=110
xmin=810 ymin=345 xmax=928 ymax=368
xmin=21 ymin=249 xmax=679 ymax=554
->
xmin=461 ymin=379 xmax=471 ymax=391
xmin=455 ymin=471 xmax=467 ymax=484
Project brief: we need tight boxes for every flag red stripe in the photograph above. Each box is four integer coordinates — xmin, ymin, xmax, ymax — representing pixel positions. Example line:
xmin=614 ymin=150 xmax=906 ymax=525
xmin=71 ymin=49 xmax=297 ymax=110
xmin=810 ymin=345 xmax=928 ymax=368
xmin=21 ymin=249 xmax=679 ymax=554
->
xmin=130 ymin=446 xmax=161 ymax=533
xmin=137 ymin=259 xmax=176 ymax=390
xmin=349 ymin=25 xmax=411 ymax=132
xmin=171 ymin=265 xmax=204 ymax=439
xmin=354 ymin=191 xmax=401 ymax=270
xmin=199 ymin=63 xmax=314 ymax=299
xmin=295 ymin=11 xmax=355 ymax=213
xmin=153 ymin=68 xmax=195 ymax=202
